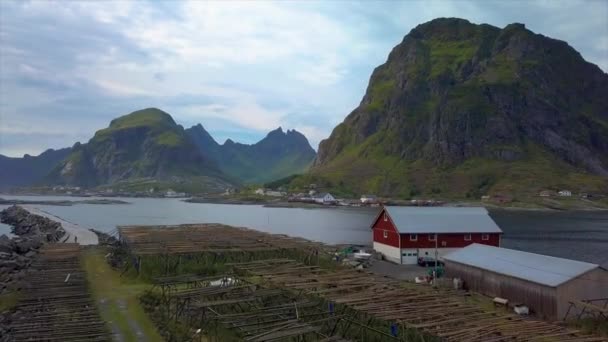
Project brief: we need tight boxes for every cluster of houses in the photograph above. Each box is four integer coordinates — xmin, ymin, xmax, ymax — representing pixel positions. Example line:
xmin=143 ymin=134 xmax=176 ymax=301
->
xmin=370 ymin=205 xmax=608 ymax=321
xmin=537 ymin=189 xmax=606 ymax=199
xmin=254 ymin=187 xmax=384 ymax=206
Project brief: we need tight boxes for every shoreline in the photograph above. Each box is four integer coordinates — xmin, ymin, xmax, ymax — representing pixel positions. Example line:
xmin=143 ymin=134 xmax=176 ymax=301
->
xmin=2 ymin=193 xmax=607 ymax=212
xmin=0 ymin=197 xmax=130 ymax=206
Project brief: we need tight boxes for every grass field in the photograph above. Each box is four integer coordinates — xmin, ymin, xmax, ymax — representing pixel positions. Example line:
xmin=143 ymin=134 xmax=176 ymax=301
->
xmin=82 ymin=248 xmax=163 ymax=342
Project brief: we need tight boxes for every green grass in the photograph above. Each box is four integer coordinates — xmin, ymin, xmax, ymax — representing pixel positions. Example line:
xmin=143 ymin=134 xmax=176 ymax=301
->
xmin=290 ymin=137 xmax=608 ymax=206
xmin=154 ymin=131 xmax=184 ymax=147
xmin=366 ymin=79 xmax=396 ymax=112
xmin=82 ymin=248 xmax=163 ymax=342
xmin=106 ymin=108 xmax=174 ymax=131
xmin=0 ymin=291 xmax=21 ymax=311
xmin=427 ymin=38 xmax=478 ymax=77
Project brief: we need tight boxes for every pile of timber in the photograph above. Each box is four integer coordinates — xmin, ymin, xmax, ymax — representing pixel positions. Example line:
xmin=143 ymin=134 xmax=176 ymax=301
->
xmin=2 ymin=244 xmax=110 ymax=342
xmin=231 ymin=259 xmax=608 ymax=342
xmin=158 ymin=275 xmax=354 ymax=342
xmin=118 ymin=224 xmax=330 ymax=255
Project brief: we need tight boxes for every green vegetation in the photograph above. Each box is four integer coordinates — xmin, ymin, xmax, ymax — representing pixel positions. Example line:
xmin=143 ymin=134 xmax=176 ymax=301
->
xmin=0 ymin=291 xmax=20 ymax=311
xmin=104 ymin=108 xmax=174 ymax=131
xmin=366 ymin=79 xmax=396 ymax=112
xmin=297 ymin=18 xmax=608 ymax=206
xmin=287 ymin=139 xmax=608 ymax=207
xmin=427 ymin=38 xmax=477 ymax=77
xmin=154 ymin=131 xmax=184 ymax=147
xmin=83 ymin=248 xmax=163 ymax=342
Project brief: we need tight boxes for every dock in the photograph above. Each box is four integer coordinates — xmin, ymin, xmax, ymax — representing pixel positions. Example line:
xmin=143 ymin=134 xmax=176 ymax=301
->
xmin=23 ymin=206 xmax=99 ymax=245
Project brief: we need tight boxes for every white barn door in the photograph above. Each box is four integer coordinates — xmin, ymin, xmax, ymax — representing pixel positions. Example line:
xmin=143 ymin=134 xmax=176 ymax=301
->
xmin=401 ymin=249 xmax=418 ymax=264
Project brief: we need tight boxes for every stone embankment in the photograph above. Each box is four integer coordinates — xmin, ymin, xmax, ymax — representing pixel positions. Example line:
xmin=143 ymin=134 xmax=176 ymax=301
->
xmin=0 ymin=205 xmax=66 ymax=294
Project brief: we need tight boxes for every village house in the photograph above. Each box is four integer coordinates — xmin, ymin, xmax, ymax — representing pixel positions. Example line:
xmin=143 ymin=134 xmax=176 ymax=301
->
xmin=558 ymin=190 xmax=572 ymax=197
xmin=443 ymin=244 xmax=608 ymax=320
xmin=165 ymin=189 xmax=186 ymax=198
xmin=370 ymin=206 xmax=502 ymax=264
xmin=254 ymin=188 xmax=265 ymax=195
xmin=539 ymin=190 xmax=554 ymax=197
xmin=313 ymin=192 xmax=336 ymax=204
xmin=360 ymin=194 xmax=378 ymax=204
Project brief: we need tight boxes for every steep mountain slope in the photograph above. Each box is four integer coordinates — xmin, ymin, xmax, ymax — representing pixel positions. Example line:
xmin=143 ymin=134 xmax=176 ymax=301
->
xmin=187 ymin=126 xmax=316 ymax=183
xmin=307 ymin=18 xmax=608 ymax=198
xmin=46 ymin=108 xmax=234 ymax=192
xmin=0 ymin=148 xmax=71 ymax=190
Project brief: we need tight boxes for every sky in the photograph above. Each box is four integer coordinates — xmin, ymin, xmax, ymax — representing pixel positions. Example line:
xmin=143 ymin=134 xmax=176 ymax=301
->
xmin=1 ymin=0 xmax=607 ymax=157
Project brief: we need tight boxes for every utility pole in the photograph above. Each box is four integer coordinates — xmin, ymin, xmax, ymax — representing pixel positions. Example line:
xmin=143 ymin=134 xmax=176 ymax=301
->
xmin=434 ymin=233 xmax=438 ymax=284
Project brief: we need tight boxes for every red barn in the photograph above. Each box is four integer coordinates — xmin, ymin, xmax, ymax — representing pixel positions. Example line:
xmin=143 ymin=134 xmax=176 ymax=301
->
xmin=371 ymin=206 xmax=502 ymax=264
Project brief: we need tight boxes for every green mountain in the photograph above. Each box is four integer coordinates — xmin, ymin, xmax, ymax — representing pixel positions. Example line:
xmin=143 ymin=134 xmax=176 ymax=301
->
xmin=0 ymin=148 xmax=72 ymax=190
xmin=300 ymin=18 xmax=608 ymax=199
xmin=186 ymin=125 xmax=316 ymax=183
xmin=46 ymin=108 xmax=234 ymax=192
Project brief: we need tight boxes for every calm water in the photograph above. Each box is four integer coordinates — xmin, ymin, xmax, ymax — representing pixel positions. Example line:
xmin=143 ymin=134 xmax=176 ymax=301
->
xmin=1 ymin=195 xmax=606 ymax=267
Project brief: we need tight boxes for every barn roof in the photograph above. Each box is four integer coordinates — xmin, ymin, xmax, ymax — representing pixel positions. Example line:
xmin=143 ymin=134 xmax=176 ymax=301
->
xmin=443 ymin=244 xmax=599 ymax=287
xmin=380 ymin=206 xmax=502 ymax=234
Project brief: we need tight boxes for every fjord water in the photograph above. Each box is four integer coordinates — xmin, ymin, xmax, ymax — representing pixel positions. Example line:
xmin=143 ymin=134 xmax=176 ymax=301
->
xmin=1 ymin=195 xmax=606 ymax=267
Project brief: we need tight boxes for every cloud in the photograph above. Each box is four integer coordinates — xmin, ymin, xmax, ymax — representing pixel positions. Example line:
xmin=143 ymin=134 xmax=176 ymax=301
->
xmin=0 ymin=0 xmax=606 ymax=157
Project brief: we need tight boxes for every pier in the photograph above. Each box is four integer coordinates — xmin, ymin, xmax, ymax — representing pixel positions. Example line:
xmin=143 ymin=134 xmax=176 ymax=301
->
xmin=22 ymin=206 xmax=99 ymax=245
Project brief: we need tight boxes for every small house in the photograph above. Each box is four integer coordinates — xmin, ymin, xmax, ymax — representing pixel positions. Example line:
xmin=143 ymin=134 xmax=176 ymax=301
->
xmin=254 ymin=188 xmax=265 ymax=195
xmin=558 ymin=190 xmax=572 ymax=197
xmin=165 ymin=189 xmax=186 ymax=198
xmin=265 ymin=190 xmax=284 ymax=197
xmin=443 ymin=244 xmax=608 ymax=320
xmin=539 ymin=190 xmax=553 ymax=197
xmin=313 ymin=193 xmax=336 ymax=204
xmin=370 ymin=206 xmax=502 ymax=264
xmin=360 ymin=194 xmax=378 ymax=204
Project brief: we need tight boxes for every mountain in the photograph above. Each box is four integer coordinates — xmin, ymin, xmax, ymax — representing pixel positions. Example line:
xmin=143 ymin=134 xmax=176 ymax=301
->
xmin=187 ymin=125 xmax=316 ymax=183
xmin=0 ymin=148 xmax=72 ymax=190
xmin=45 ymin=108 xmax=234 ymax=192
xmin=305 ymin=18 xmax=608 ymax=199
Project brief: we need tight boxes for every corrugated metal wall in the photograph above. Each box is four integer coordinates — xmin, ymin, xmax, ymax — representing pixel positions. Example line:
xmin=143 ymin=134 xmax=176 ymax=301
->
xmin=445 ymin=260 xmax=558 ymax=320
xmin=557 ymin=268 xmax=608 ymax=319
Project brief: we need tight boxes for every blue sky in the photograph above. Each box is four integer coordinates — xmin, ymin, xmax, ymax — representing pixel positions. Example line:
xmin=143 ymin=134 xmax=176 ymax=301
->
xmin=1 ymin=0 xmax=607 ymax=157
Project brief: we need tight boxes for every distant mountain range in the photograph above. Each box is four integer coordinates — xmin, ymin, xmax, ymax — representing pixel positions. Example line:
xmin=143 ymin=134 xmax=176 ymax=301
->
xmin=4 ymin=18 xmax=607 ymax=200
xmin=293 ymin=18 xmax=608 ymax=199
xmin=187 ymin=125 xmax=315 ymax=183
xmin=0 ymin=108 xmax=316 ymax=192
xmin=0 ymin=148 xmax=72 ymax=190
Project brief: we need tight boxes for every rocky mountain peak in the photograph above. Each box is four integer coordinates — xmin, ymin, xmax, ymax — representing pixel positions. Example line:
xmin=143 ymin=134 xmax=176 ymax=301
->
xmin=310 ymin=18 xmax=608 ymax=197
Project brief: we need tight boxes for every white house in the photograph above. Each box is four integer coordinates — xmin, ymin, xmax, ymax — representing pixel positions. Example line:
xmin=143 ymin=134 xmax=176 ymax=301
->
xmin=313 ymin=193 xmax=336 ymax=204
xmin=558 ymin=190 xmax=572 ymax=197
xmin=166 ymin=189 xmax=186 ymax=198
xmin=255 ymin=188 xmax=265 ymax=195
xmin=360 ymin=194 xmax=378 ymax=204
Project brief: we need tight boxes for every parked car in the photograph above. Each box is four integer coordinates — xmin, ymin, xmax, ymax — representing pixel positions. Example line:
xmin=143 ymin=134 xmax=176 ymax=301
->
xmin=417 ymin=256 xmax=444 ymax=267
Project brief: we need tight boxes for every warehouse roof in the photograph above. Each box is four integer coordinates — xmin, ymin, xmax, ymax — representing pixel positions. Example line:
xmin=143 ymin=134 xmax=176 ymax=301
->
xmin=443 ymin=244 xmax=599 ymax=287
xmin=378 ymin=206 xmax=503 ymax=234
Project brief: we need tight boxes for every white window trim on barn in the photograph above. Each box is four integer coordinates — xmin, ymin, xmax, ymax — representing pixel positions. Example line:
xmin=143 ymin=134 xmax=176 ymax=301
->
xmin=464 ymin=234 xmax=472 ymax=241
xmin=482 ymin=234 xmax=489 ymax=241
xmin=383 ymin=230 xmax=388 ymax=239
xmin=429 ymin=234 xmax=436 ymax=241
xmin=383 ymin=213 xmax=387 ymax=221
xmin=410 ymin=234 xmax=418 ymax=241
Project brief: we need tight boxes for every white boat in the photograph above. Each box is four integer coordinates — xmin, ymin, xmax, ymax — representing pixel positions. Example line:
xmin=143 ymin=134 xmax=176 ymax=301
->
xmin=353 ymin=250 xmax=372 ymax=260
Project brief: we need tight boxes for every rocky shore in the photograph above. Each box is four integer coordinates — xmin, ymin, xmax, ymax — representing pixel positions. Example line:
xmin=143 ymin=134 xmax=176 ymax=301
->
xmin=0 ymin=198 xmax=130 ymax=206
xmin=0 ymin=205 xmax=66 ymax=294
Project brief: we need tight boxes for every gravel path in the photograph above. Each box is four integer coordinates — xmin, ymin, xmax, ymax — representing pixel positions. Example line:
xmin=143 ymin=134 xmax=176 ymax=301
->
xmin=22 ymin=206 xmax=99 ymax=245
